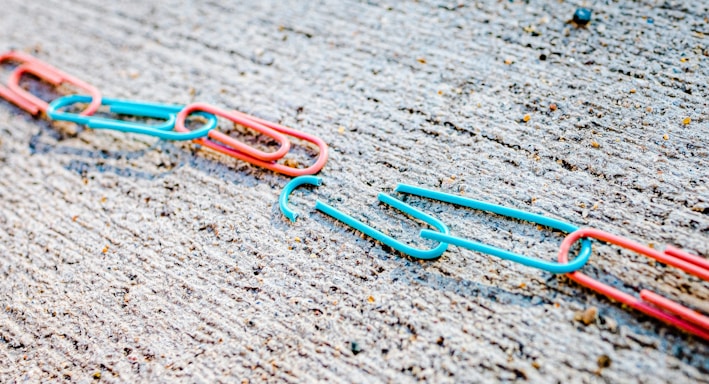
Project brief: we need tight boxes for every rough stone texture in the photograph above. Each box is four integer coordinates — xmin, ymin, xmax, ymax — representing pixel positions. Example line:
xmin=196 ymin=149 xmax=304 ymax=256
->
xmin=0 ymin=0 xmax=707 ymax=382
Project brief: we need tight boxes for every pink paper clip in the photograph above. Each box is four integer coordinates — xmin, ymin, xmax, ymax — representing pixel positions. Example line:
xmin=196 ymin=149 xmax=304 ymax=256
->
xmin=558 ymin=227 xmax=709 ymax=341
xmin=8 ymin=63 xmax=102 ymax=116
xmin=0 ymin=51 xmax=101 ymax=116
xmin=175 ymin=104 xmax=328 ymax=176
xmin=175 ymin=102 xmax=291 ymax=162
xmin=0 ymin=51 xmax=52 ymax=113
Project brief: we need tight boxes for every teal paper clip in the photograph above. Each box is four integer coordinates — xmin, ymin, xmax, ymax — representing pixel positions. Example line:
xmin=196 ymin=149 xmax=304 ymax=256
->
xmin=395 ymin=184 xmax=592 ymax=273
xmin=279 ymin=176 xmax=450 ymax=260
xmin=316 ymin=195 xmax=450 ymax=260
xmin=47 ymin=95 xmax=217 ymax=140
xmin=279 ymin=175 xmax=322 ymax=222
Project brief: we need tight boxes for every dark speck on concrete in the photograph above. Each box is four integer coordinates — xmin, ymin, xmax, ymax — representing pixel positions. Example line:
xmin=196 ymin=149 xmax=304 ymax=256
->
xmin=351 ymin=341 xmax=363 ymax=355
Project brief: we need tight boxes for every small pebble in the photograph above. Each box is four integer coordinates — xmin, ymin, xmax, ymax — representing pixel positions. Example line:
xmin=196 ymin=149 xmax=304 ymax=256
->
xmin=575 ymin=306 xmax=598 ymax=325
xmin=549 ymin=103 xmax=557 ymax=111
xmin=682 ymin=117 xmax=691 ymax=125
xmin=582 ymin=306 xmax=598 ymax=325
xmin=523 ymin=114 xmax=531 ymax=122
xmin=597 ymin=354 xmax=611 ymax=368
xmin=573 ymin=8 xmax=592 ymax=26
xmin=663 ymin=134 xmax=669 ymax=140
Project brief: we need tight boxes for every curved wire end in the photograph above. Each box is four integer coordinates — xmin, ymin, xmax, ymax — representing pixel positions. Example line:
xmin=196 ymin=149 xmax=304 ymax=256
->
xmin=279 ymin=176 xmax=322 ymax=222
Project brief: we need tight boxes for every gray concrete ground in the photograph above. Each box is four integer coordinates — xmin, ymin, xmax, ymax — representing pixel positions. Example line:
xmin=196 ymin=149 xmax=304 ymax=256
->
xmin=0 ymin=0 xmax=707 ymax=382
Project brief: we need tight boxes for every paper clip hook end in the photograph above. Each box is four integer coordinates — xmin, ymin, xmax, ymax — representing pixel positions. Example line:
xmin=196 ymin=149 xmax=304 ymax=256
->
xmin=279 ymin=176 xmax=322 ymax=222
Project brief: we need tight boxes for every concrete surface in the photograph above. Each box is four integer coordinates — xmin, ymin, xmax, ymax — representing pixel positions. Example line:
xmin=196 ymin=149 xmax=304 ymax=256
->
xmin=0 ymin=0 xmax=707 ymax=382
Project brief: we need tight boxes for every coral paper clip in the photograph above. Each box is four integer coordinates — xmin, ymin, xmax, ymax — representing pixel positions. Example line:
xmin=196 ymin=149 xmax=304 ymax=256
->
xmin=1 ymin=51 xmax=62 ymax=113
xmin=175 ymin=106 xmax=328 ymax=176
xmin=47 ymin=95 xmax=217 ymax=140
xmin=395 ymin=184 xmax=593 ymax=274
xmin=5 ymin=59 xmax=101 ymax=116
xmin=175 ymin=103 xmax=291 ymax=162
xmin=558 ymin=228 xmax=709 ymax=340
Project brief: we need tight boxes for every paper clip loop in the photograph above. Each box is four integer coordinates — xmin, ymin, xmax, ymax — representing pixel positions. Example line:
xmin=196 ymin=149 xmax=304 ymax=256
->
xmin=394 ymin=184 xmax=593 ymax=273
xmin=175 ymin=105 xmax=328 ymax=176
xmin=0 ymin=51 xmax=51 ymax=113
xmin=47 ymin=95 xmax=217 ymax=140
xmin=1 ymin=53 xmax=101 ymax=116
xmin=316 ymin=195 xmax=450 ymax=260
xmin=558 ymin=228 xmax=709 ymax=340
xmin=174 ymin=103 xmax=291 ymax=161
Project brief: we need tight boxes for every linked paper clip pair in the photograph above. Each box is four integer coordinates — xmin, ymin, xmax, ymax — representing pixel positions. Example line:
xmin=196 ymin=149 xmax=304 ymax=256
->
xmin=280 ymin=177 xmax=709 ymax=340
xmin=0 ymin=52 xmax=328 ymax=176
xmin=280 ymin=177 xmax=591 ymax=270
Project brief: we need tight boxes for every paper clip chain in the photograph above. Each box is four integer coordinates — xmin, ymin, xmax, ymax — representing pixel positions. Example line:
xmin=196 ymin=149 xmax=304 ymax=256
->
xmin=395 ymin=184 xmax=593 ymax=274
xmin=558 ymin=227 xmax=709 ymax=340
xmin=1 ymin=52 xmax=329 ymax=176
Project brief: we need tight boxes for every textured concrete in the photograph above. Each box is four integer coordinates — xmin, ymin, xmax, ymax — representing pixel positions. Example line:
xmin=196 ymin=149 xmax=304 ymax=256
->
xmin=0 ymin=0 xmax=708 ymax=382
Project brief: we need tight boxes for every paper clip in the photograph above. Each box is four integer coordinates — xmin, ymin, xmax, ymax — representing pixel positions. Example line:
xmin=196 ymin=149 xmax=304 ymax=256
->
xmin=316 ymin=195 xmax=450 ymax=259
xmin=173 ymin=103 xmax=291 ymax=162
xmin=558 ymin=227 xmax=709 ymax=340
xmin=0 ymin=52 xmax=50 ymax=113
xmin=175 ymin=106 xmax=328 ymax=176
xmin=1 ymin=54 xmax=101 ymax=116
xmin=393 ymin=184 xmax=593 ymax=273
xmin=47 ymin=95 xmax=217 ymax=140
xmin=279 ymin=176 xmax=450 ymax=259
xmin=279 ymin=175 xmax=322 ymax=222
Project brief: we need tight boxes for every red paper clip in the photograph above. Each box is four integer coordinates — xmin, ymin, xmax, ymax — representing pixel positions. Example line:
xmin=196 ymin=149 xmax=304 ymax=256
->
xmin=7 ymin=62 xmax=102 ymax=116
xmin=0 ymin=51 xmax=52 ymax=113
xmin=175 ymin=103 xmax=291 ymax=162
xmin=175 ymin=105 xmax=328 ymax=176
xmin=558 ymin=228 xmax=709 ymax=340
